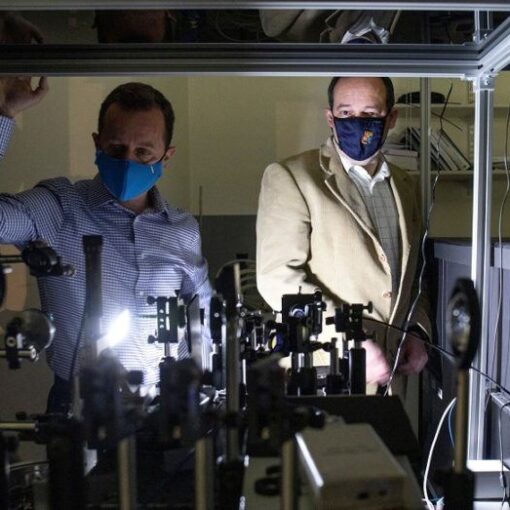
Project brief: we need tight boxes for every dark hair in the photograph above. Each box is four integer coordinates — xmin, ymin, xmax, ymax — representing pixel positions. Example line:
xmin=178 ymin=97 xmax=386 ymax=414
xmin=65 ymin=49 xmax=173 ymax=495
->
xmin=327 ymin=77 xmax=395 ymax=113
xmin=98 ymin=82 xmax=175 ymax=147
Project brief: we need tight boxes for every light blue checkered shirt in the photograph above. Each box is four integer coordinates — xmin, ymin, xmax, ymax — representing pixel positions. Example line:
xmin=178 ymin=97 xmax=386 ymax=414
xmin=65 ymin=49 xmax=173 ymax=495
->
xmin=0 ymin=116 xmax=212 ymax=385
xmin=340 ymin=153 xmax=401 ymax=301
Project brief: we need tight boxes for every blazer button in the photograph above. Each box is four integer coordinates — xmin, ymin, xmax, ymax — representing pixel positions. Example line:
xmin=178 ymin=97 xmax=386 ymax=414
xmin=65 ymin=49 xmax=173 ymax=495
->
xmin=382 ymin=291 xmax=392 ymax=299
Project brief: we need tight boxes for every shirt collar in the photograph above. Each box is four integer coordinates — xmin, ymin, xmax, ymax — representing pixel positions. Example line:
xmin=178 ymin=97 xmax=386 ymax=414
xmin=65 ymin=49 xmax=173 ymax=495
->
xmin=339 ymin=153 xmax=391 ymax=193
xmin=87 ymin=174 xmax=170 ymax=217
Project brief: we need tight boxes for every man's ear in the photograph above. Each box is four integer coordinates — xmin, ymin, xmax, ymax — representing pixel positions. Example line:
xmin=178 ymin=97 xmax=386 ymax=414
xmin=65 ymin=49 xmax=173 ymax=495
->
xmin=325 ymin=108 xmax=335 ymax=129
xmin=164 ymin=145 xmax=176 ymax=162
xmin=92 ymin=132 xmax=100 ymax=149
xmin=387 ymin=107 xmax=398 ymax=129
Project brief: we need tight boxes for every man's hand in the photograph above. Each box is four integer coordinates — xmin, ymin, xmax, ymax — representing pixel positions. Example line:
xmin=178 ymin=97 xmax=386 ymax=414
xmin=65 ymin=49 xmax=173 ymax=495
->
xmin=364 ymin=339 xmax=391 ymax=385
xmin=0 ymin=76 xmax=49 ymax=118
xmin=396 ymin=333 xmax=429 ymax=375
xmin=0 ymin=12 xmax=43 ymax=44
xmin=0 ymin=14 xmax=47 ymax=119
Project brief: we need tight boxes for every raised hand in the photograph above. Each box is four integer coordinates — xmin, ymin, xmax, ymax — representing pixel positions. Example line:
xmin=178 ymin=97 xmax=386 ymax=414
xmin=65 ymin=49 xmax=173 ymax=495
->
xmin=0 ymin=12 xmax=43 ymax=44
xmin=0 ymin=76 xmax=49 ymax=118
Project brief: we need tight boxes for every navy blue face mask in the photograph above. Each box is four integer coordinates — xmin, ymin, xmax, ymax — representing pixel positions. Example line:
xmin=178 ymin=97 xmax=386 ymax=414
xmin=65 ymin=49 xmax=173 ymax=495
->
xmin=333 ymin=115 xmax=387 ymax=162
xmin=95 ymin=150 xmax=163 ymax=201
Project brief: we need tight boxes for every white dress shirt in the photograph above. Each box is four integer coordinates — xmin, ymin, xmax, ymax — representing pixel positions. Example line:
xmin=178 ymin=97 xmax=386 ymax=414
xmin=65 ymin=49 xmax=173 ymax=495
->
xmin=339 ymin=153 xmax=401 ymax=301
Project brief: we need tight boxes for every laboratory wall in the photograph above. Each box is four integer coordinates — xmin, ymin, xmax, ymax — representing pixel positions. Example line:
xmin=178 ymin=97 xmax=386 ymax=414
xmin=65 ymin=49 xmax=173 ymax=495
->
xmin=3 ymin=75 xmax=510 ymax=227
xmin=1 ymin=74 xmax=510 ymax=458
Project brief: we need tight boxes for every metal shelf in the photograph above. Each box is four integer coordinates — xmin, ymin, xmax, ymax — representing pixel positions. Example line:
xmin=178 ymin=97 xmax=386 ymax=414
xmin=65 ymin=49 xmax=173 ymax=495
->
xmin=398 ymin=104 xmax=510 ymax=117
xmin=408 ymin=169 xmax=508 ymax=179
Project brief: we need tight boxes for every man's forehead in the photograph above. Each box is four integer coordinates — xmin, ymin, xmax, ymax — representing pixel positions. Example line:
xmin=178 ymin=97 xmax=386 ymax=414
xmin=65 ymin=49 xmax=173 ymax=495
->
xmin=100 ymin=105 xmax=166 ymax=144
xmin=102 ymin=104 xmax=165 ymax=130
xmin=333 ymin=78 xmax=387 ymax=104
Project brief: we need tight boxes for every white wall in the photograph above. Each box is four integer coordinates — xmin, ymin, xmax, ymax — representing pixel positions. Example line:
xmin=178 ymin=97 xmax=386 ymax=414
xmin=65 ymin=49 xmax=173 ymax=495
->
xmin=187 ymin=76 xmax=331 ymax=215
xmin=4 ymin=74 xmax=509 ymax=233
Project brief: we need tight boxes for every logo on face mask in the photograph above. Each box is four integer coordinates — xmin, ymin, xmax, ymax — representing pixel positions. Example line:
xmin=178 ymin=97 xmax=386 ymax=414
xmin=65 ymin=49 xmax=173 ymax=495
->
xmin=333 ymin=116 xmax=387 ymax=162
xmin=95 ymin=150 xmax=163 ymax=201
xmin=361 ymin=130 xmax=374 ymax=145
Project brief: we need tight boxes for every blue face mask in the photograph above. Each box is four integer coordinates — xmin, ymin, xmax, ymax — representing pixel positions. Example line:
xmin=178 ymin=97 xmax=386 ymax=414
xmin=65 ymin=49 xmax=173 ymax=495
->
xmin=95 ymin=150 xmax=163 ymax=201
xmin=333 ymin=115 xmax=387 ymax=162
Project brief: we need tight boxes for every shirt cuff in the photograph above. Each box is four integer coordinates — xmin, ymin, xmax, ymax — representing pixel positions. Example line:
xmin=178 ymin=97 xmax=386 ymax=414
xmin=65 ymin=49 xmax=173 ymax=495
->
xmin=0 ymin=115 xmax=15 ymax=159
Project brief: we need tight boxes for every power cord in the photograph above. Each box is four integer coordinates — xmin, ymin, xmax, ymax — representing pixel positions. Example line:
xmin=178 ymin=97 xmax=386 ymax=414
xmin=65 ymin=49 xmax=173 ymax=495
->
xmin=384 ymin=82 xmax=454 ymax=395
xmin=447 ymin=400 xmax=456 ymax=448
xmin=364 ymin=315 xmax=510 ymax=399
xmin=365 ymin=317 xmax=510 ymax=509
xmin=423 ymin=397 xmax=457 ymax=510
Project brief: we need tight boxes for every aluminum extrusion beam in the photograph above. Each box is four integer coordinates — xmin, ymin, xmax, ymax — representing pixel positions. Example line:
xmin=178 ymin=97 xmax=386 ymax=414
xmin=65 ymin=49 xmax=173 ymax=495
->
xmin=0 ymin=44 xmax=481 ymax=77
xmin=473 ymin=10 xmax=493 ymax=44
xmin=478 ymin=16 xmax=510 ymax=74
xmin=3 ymin=1 xmax=510 ymax=11
xmin=419 ymin=78 xmax=431 ymax=219
xmin=469 ymin=74 xmax=494 ymax=461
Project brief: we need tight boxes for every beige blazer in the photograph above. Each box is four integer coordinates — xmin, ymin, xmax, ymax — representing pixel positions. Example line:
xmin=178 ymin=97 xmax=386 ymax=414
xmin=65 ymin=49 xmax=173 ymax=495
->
xmin=256 ymin=137 xmax=431 ymax=367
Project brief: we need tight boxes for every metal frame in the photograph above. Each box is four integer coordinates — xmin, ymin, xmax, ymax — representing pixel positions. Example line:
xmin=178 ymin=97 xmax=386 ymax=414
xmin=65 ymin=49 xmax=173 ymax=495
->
xmin=0 ymin=13 xmax=510 ymax=77
xmin=0 ymin=43 xmax=484 ymax=77
xmin=0 ymin=0 xmax=508 ymax=461
xmin=419 ymin=78 xmax=431 ymax=217
xmin=3 ymin=1 xmax=510 ymax=11
xmin=469 ymin=74 xmax=495 ymax=459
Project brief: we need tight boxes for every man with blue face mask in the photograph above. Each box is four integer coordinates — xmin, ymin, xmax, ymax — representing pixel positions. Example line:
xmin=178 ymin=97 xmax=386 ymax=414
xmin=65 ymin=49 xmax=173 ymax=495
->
xmin=0 ymin=79 xmax=212 ymax=411
xmin=257 ymin=76 xmax=431 ymax=396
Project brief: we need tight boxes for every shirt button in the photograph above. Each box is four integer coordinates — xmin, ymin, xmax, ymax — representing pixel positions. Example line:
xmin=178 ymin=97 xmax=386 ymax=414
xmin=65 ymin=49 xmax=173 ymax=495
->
xmin=382 ymin=291 xmax=392 ymax=299
xmin=138 ymin=291 xmax=144 ymax=296
xmin=379 ymin=253 xmax=386 ymax=263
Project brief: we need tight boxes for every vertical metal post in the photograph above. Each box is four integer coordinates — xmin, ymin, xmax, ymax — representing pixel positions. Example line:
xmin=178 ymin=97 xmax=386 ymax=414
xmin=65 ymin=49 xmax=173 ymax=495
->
xmin=455 ymin=371 xmax=470 ymax=472
xmin=195 ymin=435 xmax=215 ymax=510
xmin=420 ymin=77 xmax=432 ymax=220
xmin=117 ymin=436 xmax=137 ymax=510
xmin=473 ymin=10 xmax=493 ymax=44
xmin=226 ymin=319 xmax=240 ymax=461
xmin=0 ymin=433 xmax=9 ymax=510
xmin=468 ymin=74 xmax=495 ymax=460
xmin=281 ymin=437 xmax=298 ymax=510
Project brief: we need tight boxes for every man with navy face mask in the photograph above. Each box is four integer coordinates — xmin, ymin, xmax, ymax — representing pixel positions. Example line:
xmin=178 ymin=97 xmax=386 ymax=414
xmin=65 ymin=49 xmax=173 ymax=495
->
xmin=0 ymin=80 xmax=212 ymax=411
xmin=257 ymin=76 xmax=430 ymax=395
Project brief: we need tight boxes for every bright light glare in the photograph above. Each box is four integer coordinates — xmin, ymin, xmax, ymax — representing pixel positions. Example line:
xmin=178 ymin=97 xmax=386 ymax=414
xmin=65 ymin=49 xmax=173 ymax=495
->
xmin=103 ymin=310 xmax=130 ymax=349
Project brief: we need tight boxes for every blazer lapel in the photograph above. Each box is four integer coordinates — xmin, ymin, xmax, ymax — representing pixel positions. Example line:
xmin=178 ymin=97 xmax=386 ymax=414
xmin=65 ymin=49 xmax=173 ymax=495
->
xmin=388 ymin=164 xmax=416 ymax=277
xmin=319 ymin=138 xmax=377 ymax=239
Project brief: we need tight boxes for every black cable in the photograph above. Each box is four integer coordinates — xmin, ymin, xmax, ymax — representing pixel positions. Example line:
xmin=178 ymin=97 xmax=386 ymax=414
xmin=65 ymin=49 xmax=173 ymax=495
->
xmin=363 ymin=316 xmax=510 ymax=399
xmin=385 ymin=82 xmax=454 ymax=395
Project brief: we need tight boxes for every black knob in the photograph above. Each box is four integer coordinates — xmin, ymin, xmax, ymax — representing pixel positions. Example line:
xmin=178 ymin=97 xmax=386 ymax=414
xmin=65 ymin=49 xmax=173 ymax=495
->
xmin=127 ymin=370 xmax=144 ymax=386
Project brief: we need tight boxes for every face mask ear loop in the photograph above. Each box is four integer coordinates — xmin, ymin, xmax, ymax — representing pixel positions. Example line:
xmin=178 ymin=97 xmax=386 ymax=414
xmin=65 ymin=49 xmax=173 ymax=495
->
xmin=149 ymin=148 xmax=168 ymax=175
xmin=155 ymin=146 xmax=169 ymax=170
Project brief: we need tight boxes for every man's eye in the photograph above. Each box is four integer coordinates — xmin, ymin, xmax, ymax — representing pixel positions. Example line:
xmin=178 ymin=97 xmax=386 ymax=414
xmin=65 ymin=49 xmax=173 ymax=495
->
xmin=338 ymin=111 xmax=351 ymax=117
xmin=109 ymin=146 xmax=124 ymax=156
